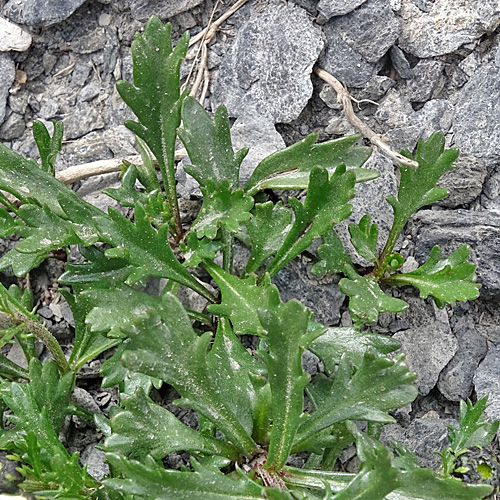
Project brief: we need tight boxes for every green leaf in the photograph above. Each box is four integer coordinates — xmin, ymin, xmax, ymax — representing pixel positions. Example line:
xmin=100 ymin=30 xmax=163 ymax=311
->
xmin=257 ymin=300 xmax=318 ymax=470
xmin=180 ymin=232 xmax=223 ymax=268
xmin=266 ymin=165 xmax=356 ymax=278
xmin=349 ymin=215 xmax=379 ymax=263
xmin=312 ymin=228 xmax=355 ymax=277
xmin=116 ymin=17 xmax=188 ymax=182
xmin=385 ymin=245 xmax=480 ymax=307
xmin=309 ymin=326 xmax=401 ymax=373
xmin=32 ymin=120 xmax=63 ymax=176
xmin=93 ymin=202 xmax=215 ymax=301
xmin=294 ymin=352 xmax=417 ymax=449
xmin=205 ymin=261 xmax=279 ymax=335
xmin=448 ymin=396 xmax=499 ymax=456
xmin=387 ymin=132 xmax=459 ymax=235
xmin=179 ymin=97 xmax=248 ymax=188
xmin=339 ymin=273 xmax=408 ymax=324
xmin=105 ymin=387 xmax=239 ymax=462
xmin=105 ymin=454 xmax=291 ymax=500
xmin=192 ymin=179 xmax=254 ymax=240
xmin=119 ymin=293 xmax=259 ymax=456
xmin=242 ymin=201 xmax=292 ymax=276
xmin=245 ymin=133 xmax=371 ymax=195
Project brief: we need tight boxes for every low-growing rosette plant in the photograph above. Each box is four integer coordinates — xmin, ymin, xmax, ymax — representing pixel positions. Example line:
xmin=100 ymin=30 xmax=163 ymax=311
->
xmin=0 ymin=17 xmax=497 ymax=500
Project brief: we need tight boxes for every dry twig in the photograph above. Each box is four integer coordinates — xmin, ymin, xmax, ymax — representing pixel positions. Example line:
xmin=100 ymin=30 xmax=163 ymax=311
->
xmin=314 ymin=66 xmax=418 ymax=168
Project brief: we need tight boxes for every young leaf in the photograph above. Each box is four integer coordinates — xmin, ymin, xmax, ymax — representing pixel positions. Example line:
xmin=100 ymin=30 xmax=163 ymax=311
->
xmin=192 ymin=179 xmax=254 ymax=240
xmin=385 ymin=245 xmax=480 ymax=307
xmin=339 ymin=274 xmax=408 ymax=324
xmin=265 ymin=165 xmax=356 ymax=278
xmin=118 ymin=293 xmax=259 ymax=456
xmin=178 ymin=97 xmax=248 ymax=188
xmin=242 ymin=201 xmax=292 ymax=276
xmin=244 ymin=133 xmax=371 ymax=195
xmin=105 ymin=454 xmax=292 ymax=500
xmin=309 ymin=326 xmax=401 ymax=373
xmin=348 ymin=215 xmax=379 ymax=263
xmin=93 ymin=203 xmax=215 ymax=301
xmin=205 ymin=261 xmax=279 ymax=335
xmin=257 ymin=300 xmax=319 ymax=470
xmin=32 ymin=120 xmax=63 ymax=176
xmin=105 ymin=387 xmax=239 ymax=462
xmin=116 ymin=17 xmax=188 ymax=192
xmin=294 ymin=352 xmax=417 ymax=449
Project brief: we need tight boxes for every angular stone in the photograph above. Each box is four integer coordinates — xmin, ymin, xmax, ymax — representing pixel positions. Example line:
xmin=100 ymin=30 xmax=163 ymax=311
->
xmin=405 ymin=59 xmax=445 ymax=103
xmin=0 ymin=17 xmax=31 ymax=51
xmin=129 ymin=0 xmax=205 ymax=21
xmin=330 ymin=0 xmax=401 ymax=63
xmin=381 ymin=417 xmax=454 ymax=470
xmin=317 ymin=0 xmax=368 ymax=19
xmin=213 ymin=3 xmax=323 ymax=123
xmin=438 ymin=305 xmax=487 ymax=401
xmin=413 ymin=210 xmax=500 ymax=297
xmin=474 ymin=344 xmax=500 ymax=422
xmin=0 ymin=53 xmax=14 ymax=125
xmin=320 ymin=23 xmax=378 ymax=88
xmin=434 ymin=154 xmax=487 ymax=208
xmin=453 ymin=63 xmax=500 ymax=166
xmin=393 ymin=301 xmax=456 ymax=396
xmin=397 ymin=0 xmax=500 ymax=57
xmin=3 ymin=0 xmax=87 ymax=27
xmin=230 ymin=113 xmax=286 ymax=186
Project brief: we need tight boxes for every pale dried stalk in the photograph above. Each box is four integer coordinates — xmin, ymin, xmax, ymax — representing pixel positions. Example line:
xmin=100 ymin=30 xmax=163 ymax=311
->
xmin=314 ymin=66 xmax=418 ymax=168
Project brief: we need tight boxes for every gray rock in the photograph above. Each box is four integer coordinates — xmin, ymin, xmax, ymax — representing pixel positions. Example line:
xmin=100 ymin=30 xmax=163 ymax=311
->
xmin=381 ymin=417 xmax=454 ymax=470
xmin=397 ymin=1 xmax=500 ymax=57
xmin=0 ymin=16 xmax=31 ymax=51
xmin=390 ymin=45 xmax=413 ymax=79
xmin=337 ymin=150 xmax=398 ymax=264
xmin=413 ymin=210 xmax=500 ymax=297
xmin=230 ymin=113 xmax=286 ymax=185
xmin=406 ymin=59 xmax=445 ymax=103
xmin=453 ymin=63 xmax=500 ymax=166
xmin=81 ymin=444 xmax=109 ymax=481
xmin=375 ymin=89 xmax=415 ymax=130
xmin=320 ymin=20 xmax=378 ymax=88
xmin=438 ymin=307 xmax=487 ymax=401
xmin=410 ymin=99 xmax=454 ymax=141
xmin=330 ymin=0 xmax=401 ymax=63
xmin=213 ymin=3 xmax=323 ymax=123
xmin=393 ymin=301 xmax=456 ymax=396
xmin=0 ymin=111 xmax=25 ymax=140
xmin=62 ymin=102 xmax=106 ymax=140
xmin=434 ymin=154 xmax=487 ymax=208
xmin=474 ymin=344 xmax=500 ymax=422
xmin=79 ymin=81 xmax=100 ymax=102
xmin=318 ymin=0 xmax=368 ymax=18
xmin=3 ymin=0 xmax=87 ymax=27
xmin=272 ymin=258 xmax=344 ymax=326
xmin=0 ymin=53 xmax=14 ymax=125
xmin=130 ymin=0 xmax=205 ymax=21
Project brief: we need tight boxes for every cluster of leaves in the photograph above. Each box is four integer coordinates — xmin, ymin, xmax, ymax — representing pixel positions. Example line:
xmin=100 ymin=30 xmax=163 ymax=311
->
xmin=0 ymin=16 xmax=494 ymax=500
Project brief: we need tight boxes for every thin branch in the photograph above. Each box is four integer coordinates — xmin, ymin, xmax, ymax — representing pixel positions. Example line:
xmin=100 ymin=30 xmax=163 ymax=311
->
xmin=314 ymin=66 xmax=418 ymax=168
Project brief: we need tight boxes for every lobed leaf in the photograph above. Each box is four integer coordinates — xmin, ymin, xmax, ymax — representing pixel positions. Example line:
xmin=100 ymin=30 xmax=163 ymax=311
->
xmin=192 ymin=179 xmax=254 ymax=240
xmin=385 ymin=245 xmax=480 ymax=307
xmin=244 ymin=133 xmax=371 ymax=195
xmin=339 ymin=274 xmax=408 ymax=324
xmin=265 ymin=165 xmax=356 ymax=278
xmin=178 ymin=97 xmax=248 ymax=188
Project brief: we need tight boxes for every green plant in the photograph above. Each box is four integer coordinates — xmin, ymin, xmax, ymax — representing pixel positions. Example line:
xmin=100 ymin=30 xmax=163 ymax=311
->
xmin=0 ymin=16 xmax=494 ymax=499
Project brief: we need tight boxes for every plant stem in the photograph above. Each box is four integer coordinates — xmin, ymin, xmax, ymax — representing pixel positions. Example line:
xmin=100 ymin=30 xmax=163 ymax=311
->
xmin=0 ymin=311 xmax=70 ymax=375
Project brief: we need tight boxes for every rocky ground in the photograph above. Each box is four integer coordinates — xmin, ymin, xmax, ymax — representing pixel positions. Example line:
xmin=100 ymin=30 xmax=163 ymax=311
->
xmin=0 ymin=0 xmax=500 ymax=492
